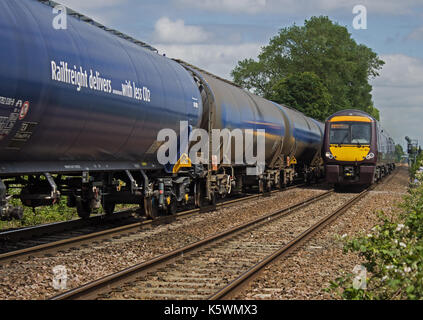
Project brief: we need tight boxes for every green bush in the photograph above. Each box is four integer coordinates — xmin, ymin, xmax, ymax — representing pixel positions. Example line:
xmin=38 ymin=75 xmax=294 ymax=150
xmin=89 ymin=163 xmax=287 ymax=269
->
xmin=410 ymin=153 xmax=423 ymax=180
xmin=329 ymin=168 xmax=423 ymax=300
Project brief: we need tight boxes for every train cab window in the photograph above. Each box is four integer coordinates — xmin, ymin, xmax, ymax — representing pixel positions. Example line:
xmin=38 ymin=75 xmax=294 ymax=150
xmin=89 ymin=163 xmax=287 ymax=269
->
xmin=351 ymin=123 xmax=371 ymax=144
xmin=330 ymin=123 xmax=350 ymax=144
xmin=330 ymin=123 xmax=371 ymax=145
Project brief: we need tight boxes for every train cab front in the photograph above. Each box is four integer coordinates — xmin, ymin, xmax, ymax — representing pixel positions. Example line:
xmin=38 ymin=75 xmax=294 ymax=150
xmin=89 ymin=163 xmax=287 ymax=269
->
xmin=323 ymin=112 xmax=377 ymax=185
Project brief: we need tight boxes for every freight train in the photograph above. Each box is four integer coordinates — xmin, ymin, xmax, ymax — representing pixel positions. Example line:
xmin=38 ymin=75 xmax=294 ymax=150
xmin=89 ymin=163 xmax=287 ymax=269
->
xmin=322 ymin=109 xmax=395 ymax=187
xmin=0 ymin=0 xmax=324 ymax=221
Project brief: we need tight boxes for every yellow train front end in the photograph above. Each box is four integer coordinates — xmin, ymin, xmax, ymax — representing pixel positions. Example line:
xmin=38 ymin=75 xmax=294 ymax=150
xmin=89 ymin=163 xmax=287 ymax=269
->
xmin=323 ymin=110 xmax=379 ymax=186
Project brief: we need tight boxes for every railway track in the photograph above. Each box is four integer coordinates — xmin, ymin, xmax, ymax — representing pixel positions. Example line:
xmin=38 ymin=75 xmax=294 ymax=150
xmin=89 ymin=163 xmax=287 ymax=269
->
xmin=0 ymin=209 xmax=139 ymax=252
xmin=50 ymin=171 xmax=396 ymax=300
xmin=49 ymin=189 xmax=334 ymax=300
xmin=212 ymin=170 xmax=399 ymax=300
xmin=0 ymin=184 xmax=305 ymax=263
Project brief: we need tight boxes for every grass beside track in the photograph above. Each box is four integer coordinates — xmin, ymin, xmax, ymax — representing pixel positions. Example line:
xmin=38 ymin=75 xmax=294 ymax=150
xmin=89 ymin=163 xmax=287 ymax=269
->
xmin=0 ymin=191 xmax=136 ymax=231
xmin=0 ymin=196 xmax=76 ymax=230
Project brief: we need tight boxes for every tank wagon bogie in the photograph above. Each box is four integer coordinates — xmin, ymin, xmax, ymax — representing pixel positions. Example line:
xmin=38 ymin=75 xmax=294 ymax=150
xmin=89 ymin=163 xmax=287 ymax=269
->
xmin=322 ymin=109 xmax=395 ymax=187
xmin=0 ymin=0 xmax=325 ymax=221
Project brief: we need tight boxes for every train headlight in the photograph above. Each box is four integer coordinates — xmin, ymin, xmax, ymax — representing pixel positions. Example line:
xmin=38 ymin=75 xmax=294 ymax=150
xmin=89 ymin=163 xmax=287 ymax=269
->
xmin=366 ymin=152 xmax=375 ymax=160
xmin=325 ymin=152 xmax=334 ymax=160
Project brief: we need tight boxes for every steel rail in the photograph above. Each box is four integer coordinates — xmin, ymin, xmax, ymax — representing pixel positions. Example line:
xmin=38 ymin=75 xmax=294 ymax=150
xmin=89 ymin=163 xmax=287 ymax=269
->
xmin=0 ymin=184 xmax=305 ymax=262
xmin=0 ymin=208 xmax=137 ymax=243
xmin=50 ymin=170 xmax=398 ymax=300
xmin=49 ymin=188 xmax=333 ymax=300
xmin=209 ymin=169 xmax=398 ymax=300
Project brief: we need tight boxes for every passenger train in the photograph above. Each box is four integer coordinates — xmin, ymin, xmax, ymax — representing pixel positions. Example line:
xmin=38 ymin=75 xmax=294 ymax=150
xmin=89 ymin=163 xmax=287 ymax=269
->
xmin=323 ymin=109 xmax=395 ymax=187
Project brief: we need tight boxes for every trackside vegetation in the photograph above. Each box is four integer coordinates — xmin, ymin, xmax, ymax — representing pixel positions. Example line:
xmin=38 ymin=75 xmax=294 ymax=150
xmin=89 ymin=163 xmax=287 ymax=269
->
xmin=329 ymin=157 xmax=423 ymax=299
xmin=0 ymin=186 xmax=135 ymax=230
xmin=0 ymin=187 xmax=77 ymax=230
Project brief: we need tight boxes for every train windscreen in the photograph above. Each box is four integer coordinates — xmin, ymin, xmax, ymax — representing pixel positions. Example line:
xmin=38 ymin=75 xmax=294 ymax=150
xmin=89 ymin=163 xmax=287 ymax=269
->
xmin=329 ymin=123 xmax=371 ymax=145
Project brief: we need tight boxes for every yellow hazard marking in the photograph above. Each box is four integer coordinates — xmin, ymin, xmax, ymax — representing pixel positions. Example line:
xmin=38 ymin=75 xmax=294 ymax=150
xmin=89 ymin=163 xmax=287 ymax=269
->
xmin=117 ymin=180 xmax=126 ymax=192
xmin=289 ymin=156 xmax=297 ymax=166
xmin=329 ymin=144 xmax=371 ymax=162
xmin=330 ymin=116 xmax=372 ymax=123
xmin=172 ymin=153 xmax=192 ymax=173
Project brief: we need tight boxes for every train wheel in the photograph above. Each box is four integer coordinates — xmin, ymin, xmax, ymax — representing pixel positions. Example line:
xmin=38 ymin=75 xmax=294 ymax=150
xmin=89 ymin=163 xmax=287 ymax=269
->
xmin=102 ymin=199 xmax=115 ymax=215
xmin=209 ymin=192 xmax=216 ymax=205
xmin=372 ymin=173 xmax=377 ymax=184
xmin=266 ymin=182 xmax=272 ymax=192
xmin=305 ymin=173 xmax=310 ymax=185
xmin=277 ymin=177 xmax=283 ymax=190
xmin=259 ymin=179 xmax=264 ymax=193
xmin=167 ymin=198 xmax=177 ymax=215
xmin=76 ymin=197 xmax=92 ymax=219
xmin=195 ymin=181 xmax=205 ymax=208
xmin=67 ymin=195 xmax=76 ymax=208
xmin=144 ymin=197 xmax=159 ymax=219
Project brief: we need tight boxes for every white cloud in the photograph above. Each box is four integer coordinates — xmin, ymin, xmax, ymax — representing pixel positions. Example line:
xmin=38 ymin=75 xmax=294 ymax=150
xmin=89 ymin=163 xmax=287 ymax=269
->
xmin=154 ymin=17 xmax=212 ymax=44
xmin=373 ymin=54 xmax=423 ymax=88
xmin=154 ymin=43 xmax=263 ymax=79
xmin=371 ymin=54 xmax=423 ymax=146
xmin=175 ymin=0 xmax=422 ymax=15
xmin=176 ymin=0 xmax=267 ymax=14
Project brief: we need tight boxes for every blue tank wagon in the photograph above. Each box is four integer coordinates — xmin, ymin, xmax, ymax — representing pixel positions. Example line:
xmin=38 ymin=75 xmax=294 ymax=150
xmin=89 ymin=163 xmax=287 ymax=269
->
xmin=0 ymin=0 xmax=203 ymax=219
xmin=0 ymin=0 xmax=325 ymax=221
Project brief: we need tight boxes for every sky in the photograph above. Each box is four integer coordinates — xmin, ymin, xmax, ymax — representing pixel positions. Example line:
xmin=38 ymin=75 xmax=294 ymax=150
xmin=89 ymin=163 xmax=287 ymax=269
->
xmin=56 ymin=0 xmax=423 ymax=150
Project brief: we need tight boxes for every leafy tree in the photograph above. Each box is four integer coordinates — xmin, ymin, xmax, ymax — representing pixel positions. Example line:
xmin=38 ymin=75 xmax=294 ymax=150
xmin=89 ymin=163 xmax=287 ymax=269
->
xmin=268 ymin=72 xmax=331 ymax=121
xmin=231 ymin=16 xmax=384 ymax=120
xmin=395 ymin=144 xmax=405 ymax=163
xmin=366 ymin=106 xmax=380 ymax=121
